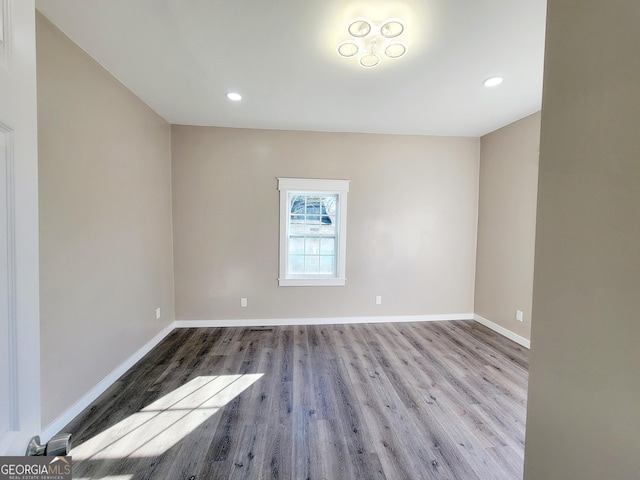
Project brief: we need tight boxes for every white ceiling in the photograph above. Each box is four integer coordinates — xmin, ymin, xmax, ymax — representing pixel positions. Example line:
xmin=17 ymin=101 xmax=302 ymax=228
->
xmin=35 ymin=0 xmax=547 ymax=137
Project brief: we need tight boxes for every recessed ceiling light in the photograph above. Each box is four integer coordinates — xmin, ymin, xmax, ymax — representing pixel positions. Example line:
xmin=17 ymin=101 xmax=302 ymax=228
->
xmin=483 ymin=76 xmax=504 ymax=87
xmin=226 ymin=92 xmax=242 ymax=101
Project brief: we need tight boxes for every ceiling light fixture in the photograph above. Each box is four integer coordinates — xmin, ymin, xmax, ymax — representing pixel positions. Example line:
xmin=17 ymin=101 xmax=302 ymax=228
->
xmin=226 ymin=92 xmax=242 ymax=101
xmin=483 ymin=76 xmax=504 ymax=87
xmin=337 ymin=17 xmax=408 ymax=68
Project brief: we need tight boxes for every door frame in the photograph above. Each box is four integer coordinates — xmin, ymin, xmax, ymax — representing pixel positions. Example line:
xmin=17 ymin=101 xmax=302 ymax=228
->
xmin=0 ymin=0 xmax=42 ymax=455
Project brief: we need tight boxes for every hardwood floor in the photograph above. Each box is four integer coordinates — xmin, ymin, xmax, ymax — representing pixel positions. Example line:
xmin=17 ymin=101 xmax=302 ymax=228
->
xmin=64 ymin=321 xmax=529 ymax=479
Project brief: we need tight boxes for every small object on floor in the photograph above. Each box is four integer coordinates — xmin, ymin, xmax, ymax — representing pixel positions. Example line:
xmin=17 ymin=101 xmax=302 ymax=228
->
xmin=25 ymin=433 xmax=72 ymax=456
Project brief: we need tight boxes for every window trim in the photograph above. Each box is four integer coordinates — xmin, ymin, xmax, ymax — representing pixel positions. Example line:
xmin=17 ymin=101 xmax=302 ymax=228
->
xmin=278 ymin=178 xmax=350 ymax=287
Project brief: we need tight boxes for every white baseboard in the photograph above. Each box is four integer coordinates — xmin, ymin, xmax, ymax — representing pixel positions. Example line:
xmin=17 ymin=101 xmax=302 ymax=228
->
xmin=473 ymin=314 xmax=530 ymax=349
xmin=175 ymin=313 xmax=475 ymax=328
xmin=40 ymin=322 xmax=176 ymax=443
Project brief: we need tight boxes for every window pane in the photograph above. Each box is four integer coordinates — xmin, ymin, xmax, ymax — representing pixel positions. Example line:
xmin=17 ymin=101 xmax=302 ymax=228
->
xmin=324 ymin=196 xmax=337 ymax=216
xmin=290 ymin=237 xmax=304 ymax=254
xmin=320 ymin=255 xmax=335 ymax=274
xmin=305 ymin=237 xmax=320 ymax=255
xmin=305 ymin=255 xmax=320 ymax=274
xmin=320 ymin=237 xmax=335 ymax=255
xmin=306 ymin=213 xmax=321 ymax=225
xmin=290 ymin=196 xmax=306 ymax=216
xmin=290 ymin=223 xmax=306 ymax=235
xmin=289 ymin=255 xmax=305 ymax=274
xmin=306 ymin=197 xmax=322 ymax=209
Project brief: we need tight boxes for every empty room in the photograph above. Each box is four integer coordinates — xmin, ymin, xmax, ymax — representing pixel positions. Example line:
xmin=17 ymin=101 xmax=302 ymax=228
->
xmin=1 ymin=1 xmax=638 ymax=480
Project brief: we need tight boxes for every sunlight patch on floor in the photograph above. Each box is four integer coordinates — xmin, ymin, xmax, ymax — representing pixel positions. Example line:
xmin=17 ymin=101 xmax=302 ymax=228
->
xmin=71 ymin=374 xmax=263 ymax=460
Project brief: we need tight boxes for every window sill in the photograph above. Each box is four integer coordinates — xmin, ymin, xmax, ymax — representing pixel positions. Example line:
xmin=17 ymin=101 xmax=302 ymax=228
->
xmin=278 ymin=277 xmax=346 ymax=287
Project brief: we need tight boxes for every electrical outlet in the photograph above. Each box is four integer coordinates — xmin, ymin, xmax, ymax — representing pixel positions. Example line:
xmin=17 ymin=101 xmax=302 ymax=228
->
xmin=375 ymin=295 xmax=382 ymax=305
xmin=516 ymin=309 xmax=524 ymax=322
xmin=156 ymin=308 xmax=161 ymax=320
xmin=240 ymin=298 xmax=248 ymax=308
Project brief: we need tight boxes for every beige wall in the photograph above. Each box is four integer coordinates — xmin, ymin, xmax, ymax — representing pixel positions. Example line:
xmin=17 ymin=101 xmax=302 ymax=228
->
xmin=37 ymin=15 xmax=175 ymax=426
xmin=475 ymin=112 xmax=540 ymax=340
xmin=172 ymin=126 xmax=479 ymax=320
xmin=524 ymin=2 xmax=640 ymax=479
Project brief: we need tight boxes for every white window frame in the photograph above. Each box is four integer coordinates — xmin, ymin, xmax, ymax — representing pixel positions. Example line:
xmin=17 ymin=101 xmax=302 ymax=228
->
xmin=278 ymin=178 xmax=350 ymax=287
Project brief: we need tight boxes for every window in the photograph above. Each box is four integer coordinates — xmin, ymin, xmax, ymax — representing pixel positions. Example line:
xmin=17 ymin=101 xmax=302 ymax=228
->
xmin=278 ymin=178 xmax=350 ymax=286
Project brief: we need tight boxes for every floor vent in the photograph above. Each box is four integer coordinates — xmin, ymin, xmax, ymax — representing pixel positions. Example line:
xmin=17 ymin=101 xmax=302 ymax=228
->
xmin=250 ymin=328 xmax=274 ymax=332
